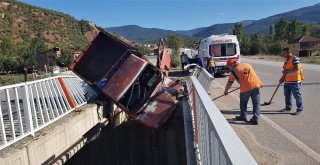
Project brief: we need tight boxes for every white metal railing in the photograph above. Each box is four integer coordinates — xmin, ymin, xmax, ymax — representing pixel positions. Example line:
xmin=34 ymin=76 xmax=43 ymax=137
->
xmin=184 ymin=68 xmax=257 ymax=165
xmin=189 ymin=65 xmax=214 ymax=91
xmin=0 ymin=76 xmax=87 ymax=150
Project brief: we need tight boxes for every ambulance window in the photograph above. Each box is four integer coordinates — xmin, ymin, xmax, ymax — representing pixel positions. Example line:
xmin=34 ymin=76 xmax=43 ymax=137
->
xmin=210 ymin=43 xmax=236 ymax=57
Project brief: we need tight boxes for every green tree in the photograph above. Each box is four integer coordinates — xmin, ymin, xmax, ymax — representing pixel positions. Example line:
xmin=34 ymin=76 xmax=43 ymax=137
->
xmin=233 ymin=23 xmax=244 ymax=39
xmin=79 ymin=19 xmax=91 ymax=35
xmin=250 ymin=33 xmax=266 ymax=55
xmin=240 ymin=35 xmax=252 ymax=55
xmin=167 ymin=34 xmax=184 ymax=68
xmin=275 ymin=19 xmax=304 ymax=41
xmin=302 ymin=24 xmax=310 ymax=36
xmin=0 ymin=38 xmax=15 ymax=57
xmin=267 ymin=40 xmax=287 ymax=55
xmin=3 ymin=57 xmax=18 ymax=73
xmin=57 ymin=51 xmax=74 ymax=67
xmin=0 ymin=56 xmax=4 ymax=72
xmin=288 ymin=20 xmax=302 ymax=41
xmin=269 ymin=24 xmax=276 ymax=40
xmin=310 ymin=24 xmax=320 ymax=38
xmin=170 ymin=49 xmax=180 ymax=68
xmin=275 ymin=19 xmax=290 ymax=41
xmin=19 ymin=38 xmax=48 ymax=68
xmin=168 ymin=34 xmax=184 ymax=50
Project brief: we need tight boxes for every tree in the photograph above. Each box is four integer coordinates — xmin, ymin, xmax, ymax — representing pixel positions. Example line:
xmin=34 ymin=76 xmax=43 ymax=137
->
xmin=57 ymin=51 xmax=74 ymax=67
xmin=3 ymin=57 xmax=18 ymax=73
xmin=233 ymin=23 xmax=244 ymax=39
xmin=275 ymin=19 xmax=290 ymax=41
xmin=275 ymin=19 xmax=304 ymax=42
xmin=267 ymin=40 xmax=287 ymax=55
xmin=170 ymin=49 xmax=180 ymax=68
xmin=288 ymin=20 xmax=302 ymax=41
xmin=167 ymin=34 xmax=184 ymax=68
xmin=310 ymin=24 xmax=320 ymax=38
xmin=250 ymin=33 xmax=266 ymax=55
xmin=240 ymin=35 xmax=252 ymax=55
xmin=0 ymin=38 xmax=15 ymax=57
xmin=269 ymin=24 xmax=276 ymax=41
xmin=167 ymin=34 xmax=184 ymax=50
xmin=0 ymin=56 xmax=4 ymax=72
xmin=79 ymin=19 xmax=91 ymax=35
xmin=302 ymin=24 xmax=310 ymax=36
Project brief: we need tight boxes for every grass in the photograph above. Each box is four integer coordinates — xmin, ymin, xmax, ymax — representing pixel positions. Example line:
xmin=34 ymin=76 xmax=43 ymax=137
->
xmin=300 ymin=56 xmax=320 ymax=64
xmin=247 ymin=55 xmax=320 ymax=65
xmin=168 ymin=67 xmax=189 ymax=82
xmin=0 ymin=73 xmax=50 ymax=86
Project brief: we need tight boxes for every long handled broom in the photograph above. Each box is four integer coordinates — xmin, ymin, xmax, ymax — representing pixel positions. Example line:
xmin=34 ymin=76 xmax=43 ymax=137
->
xmin=212 ymin=87 xmax=240 ymax=101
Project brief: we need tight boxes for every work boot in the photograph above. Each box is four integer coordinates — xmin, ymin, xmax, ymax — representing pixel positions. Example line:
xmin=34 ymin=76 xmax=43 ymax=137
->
xmin=292 ymin=111 xmax=302 ymax=115
xmin=234 ymin=115 xmax=247 ymax=122
xmin=280 ymin=107 xmax=291 ymax=112
xmin=249 ymin=118 xmax=259 ymax=125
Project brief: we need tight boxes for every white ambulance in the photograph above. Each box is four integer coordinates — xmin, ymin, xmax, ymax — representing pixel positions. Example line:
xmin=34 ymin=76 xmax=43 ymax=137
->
xmin=198 ymin=34 xmax=240 ymax=74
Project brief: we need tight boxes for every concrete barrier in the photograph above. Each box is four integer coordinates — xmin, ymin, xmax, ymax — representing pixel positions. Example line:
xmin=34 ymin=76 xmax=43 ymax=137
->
xmin=0 ymin=104 xmax=106 ymax=165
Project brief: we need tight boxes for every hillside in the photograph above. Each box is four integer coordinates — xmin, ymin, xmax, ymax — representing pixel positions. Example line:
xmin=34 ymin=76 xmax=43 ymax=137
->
xmin=105 ymin=3 xmax=320 ymax=42
xmin=0 ymin=0 xmax=94 ymax=50
xmin=106 ymin=25 xmax=179 ymax=43
xmin=245 ymin=3 xmax=320 ymax=34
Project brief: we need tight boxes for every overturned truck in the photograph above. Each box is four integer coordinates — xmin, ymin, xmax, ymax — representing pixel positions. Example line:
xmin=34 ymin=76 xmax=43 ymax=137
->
xmin=70 ymin=30 xmax=183 ymax=128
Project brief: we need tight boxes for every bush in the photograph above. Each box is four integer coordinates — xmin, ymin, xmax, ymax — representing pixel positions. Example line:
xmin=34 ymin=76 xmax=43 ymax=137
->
xmin=267 ymin=40 xmax=287 ymax=55
xmin=170 ymin=49 xmax=180 ymax=68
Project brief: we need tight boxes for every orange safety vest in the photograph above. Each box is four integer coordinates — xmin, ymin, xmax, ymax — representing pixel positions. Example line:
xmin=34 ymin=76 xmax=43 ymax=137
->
xmin=283 ymin=55 xmax=304 ymax=82
xmin=228 ymin=63 xmax=263 ymax=93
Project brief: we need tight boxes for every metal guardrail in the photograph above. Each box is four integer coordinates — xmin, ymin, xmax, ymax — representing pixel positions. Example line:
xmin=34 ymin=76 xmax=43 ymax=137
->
xmin=189 ymin=65 xmax=214 ymax=91
xmin=0 ymin=76 xmax=87 ymax=150
xmin=185 ymin=67 xmax=257 ymax=165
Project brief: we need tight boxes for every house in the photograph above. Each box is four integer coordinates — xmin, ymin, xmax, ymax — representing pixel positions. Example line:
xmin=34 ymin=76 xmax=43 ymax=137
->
xmin=288 ymin=36 xmax=320 ymax=57
xmin=36 ymin=47 xmax=61 ymax=72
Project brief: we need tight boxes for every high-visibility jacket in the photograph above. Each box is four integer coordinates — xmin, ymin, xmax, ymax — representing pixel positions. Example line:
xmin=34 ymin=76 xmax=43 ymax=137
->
xmin=228 ymin=63 xmax=263 ymax=93
xmin=208 ymin=59 xmax=216 ymax=67
xmin=283 ymin=55 xmax=304 ymax=82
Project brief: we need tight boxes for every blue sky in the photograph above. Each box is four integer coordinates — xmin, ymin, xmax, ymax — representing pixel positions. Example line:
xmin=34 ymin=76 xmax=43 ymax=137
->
xmin=20 ymin=0 xmax=319 ymax=30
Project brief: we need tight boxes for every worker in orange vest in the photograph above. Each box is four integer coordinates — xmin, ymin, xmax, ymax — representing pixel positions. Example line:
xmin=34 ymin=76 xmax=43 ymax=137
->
xmin=279 ymin=47 xmax=304 ymax=115
xmin=224 ymin=59 xmax=263 ymax=125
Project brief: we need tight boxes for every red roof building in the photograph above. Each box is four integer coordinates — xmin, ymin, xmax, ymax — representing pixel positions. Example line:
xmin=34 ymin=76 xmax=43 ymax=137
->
xmin=289 ymin=36 xmax=320 ymax=57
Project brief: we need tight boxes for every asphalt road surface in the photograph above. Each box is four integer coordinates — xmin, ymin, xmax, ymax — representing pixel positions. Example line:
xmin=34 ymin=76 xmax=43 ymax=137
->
xmin=210 ymin=56 xmax=320 ymax=164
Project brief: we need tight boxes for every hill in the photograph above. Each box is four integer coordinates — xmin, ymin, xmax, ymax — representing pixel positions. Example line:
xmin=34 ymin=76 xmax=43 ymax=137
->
xmin=0 ymin=0 xmax=94 ymax=50
xmin=245 ymin=3 xmax=320 ymax=34
xmin=105 ymin=3 xmax=320 ymax=42
xmin=106 ymin=25 xmax=178 ymax=43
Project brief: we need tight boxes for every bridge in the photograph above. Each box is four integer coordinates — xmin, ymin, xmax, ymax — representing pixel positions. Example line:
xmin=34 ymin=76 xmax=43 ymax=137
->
xmin=0 ymin=67 xmax=258 ymax=165
xmin=1 ymin=57 xmax=320 ymax=165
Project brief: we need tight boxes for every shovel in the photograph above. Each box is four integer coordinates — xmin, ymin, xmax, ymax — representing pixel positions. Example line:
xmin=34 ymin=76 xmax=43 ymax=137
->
xmin=212 ymin=87 xmax=240 ymax=101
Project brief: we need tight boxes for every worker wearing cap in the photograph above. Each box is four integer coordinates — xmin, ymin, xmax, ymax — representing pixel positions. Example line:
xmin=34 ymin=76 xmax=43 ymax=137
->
xmin=279 ymin=47 xmax=304 ymax=115
xmin=224 ymin=59 xmax=263 ymax=125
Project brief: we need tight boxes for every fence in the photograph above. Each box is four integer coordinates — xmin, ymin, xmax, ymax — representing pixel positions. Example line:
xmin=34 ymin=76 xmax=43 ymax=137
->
xmin=184 ymin=66 xmax=257 ymax=165
xmin=0 ymin=76 xmax=87 ymax=150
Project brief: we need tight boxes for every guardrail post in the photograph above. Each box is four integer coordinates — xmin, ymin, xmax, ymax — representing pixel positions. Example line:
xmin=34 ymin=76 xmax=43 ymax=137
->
xmin=22 ymin=84 xmax=34 ymax=136
xmin=191 ymin=85 xmax=198 ymax=145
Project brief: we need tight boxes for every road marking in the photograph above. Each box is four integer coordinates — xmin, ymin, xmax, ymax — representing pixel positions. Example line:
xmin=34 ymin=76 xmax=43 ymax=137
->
xmin=255 ymin=71 xmax=271 ymax=76
xmin=213 ymin=81 xmax=320 ymax=164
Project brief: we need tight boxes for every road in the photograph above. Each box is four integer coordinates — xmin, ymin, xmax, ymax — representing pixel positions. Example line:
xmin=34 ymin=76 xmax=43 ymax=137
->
xmin=210 ymin=56 xmax=320 ymax=164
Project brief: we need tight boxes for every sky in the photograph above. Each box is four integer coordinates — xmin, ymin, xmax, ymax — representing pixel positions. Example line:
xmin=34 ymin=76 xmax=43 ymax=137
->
xmin=19 ymin=0 xmax=320 ymax=31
